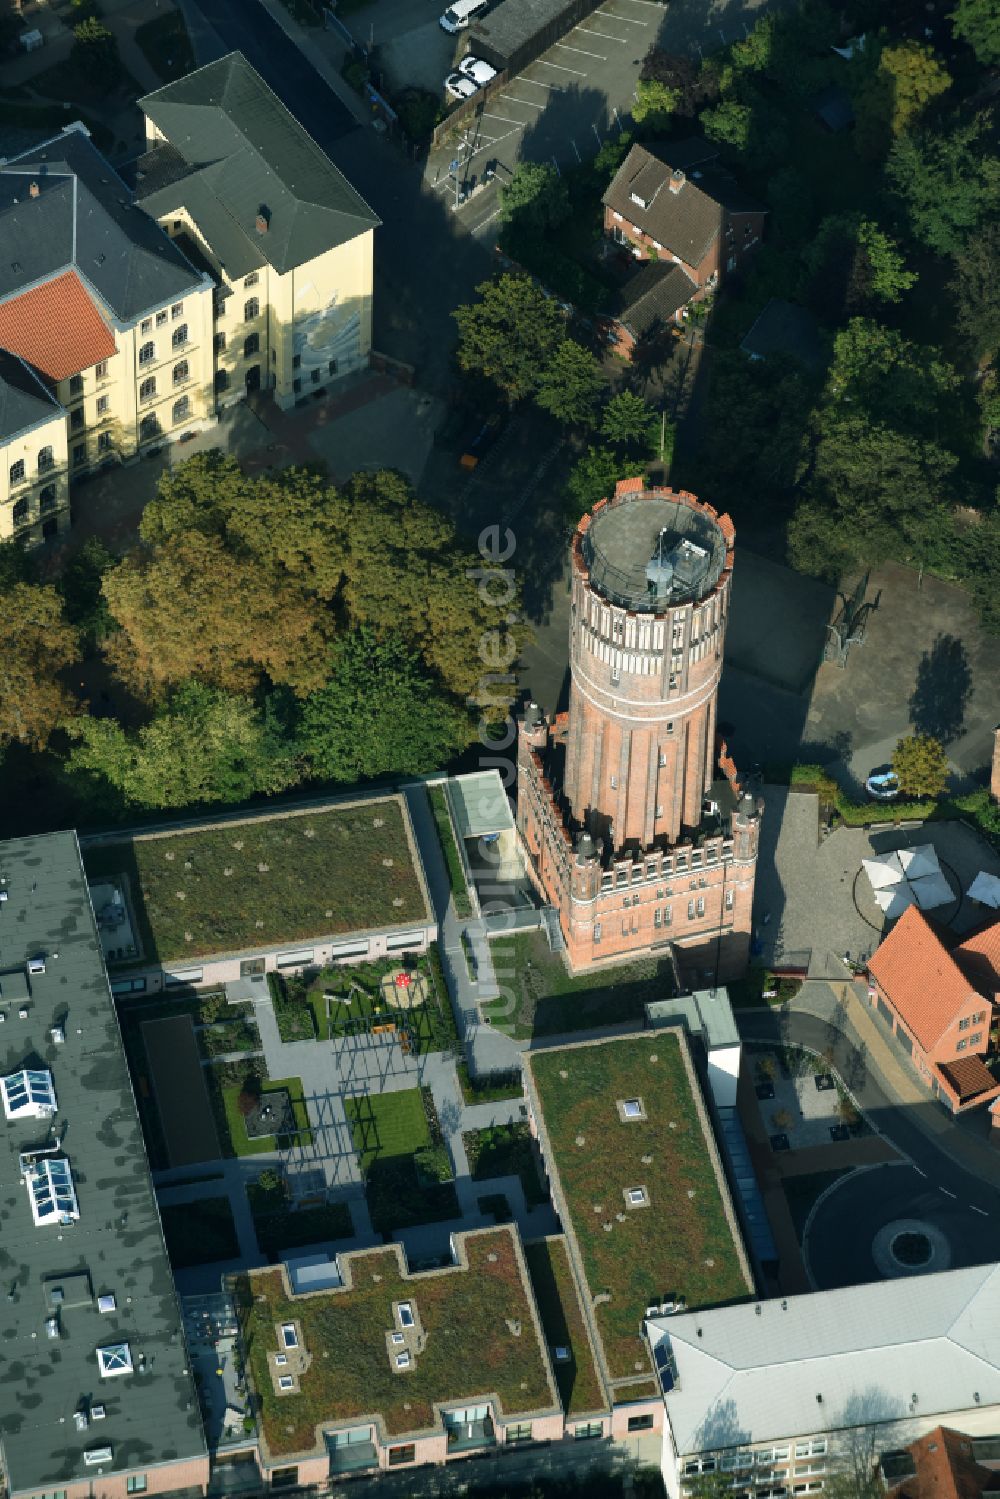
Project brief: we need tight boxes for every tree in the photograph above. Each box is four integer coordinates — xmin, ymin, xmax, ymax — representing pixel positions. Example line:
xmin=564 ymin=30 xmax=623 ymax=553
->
xmin=632 ymin=77 xmax=681 ymax=131
xmin=701 ymin=99 xmax=752 ymax=151
xmin=71 ymin=17 xmax=121 ymax=90
xmin=855 ymin=41 xmax=950 ymax=158
xmin=64 ymin=682 xmax=301 ymax=810
xmin=295 ymin=627 xmax=471 ymax=782
xmin=453 ymin=275 xmax=566 ymax=405
xmin=58 ymin=536 xmax=115 ymax=650
xmin=601 ymin=391 xmax=659 ymax=455
xmin=536 ymin=340 xmax=604 ymax=428
xmin=823 ymin=319 xmax=960 ymax=441
xmin=892 ymin=733 xmax=949 ymax=799
xmin=887 ymin=115 xmax=1000 ymax=257
xmin=950 ymin=226 xmax=1000 ymax=360
xmin=498 ymin=162 xmax=569 ymax=236
xmin=639 ymin=50 xmax=716 ymax=116
xmin=950 ymin=0 xmax=1000 ymax=64
xmin=0 ymin=584 xmax=80 ymax=750
xmin=700 ymin=352 xmax=816 ymax=515
xmin=564 ymin=446 xmax=646 ymax=520
xmin=803 ymin=216 xmax=916 ymax=319
xmin=102 ymin=530 xmax=335 ymax=699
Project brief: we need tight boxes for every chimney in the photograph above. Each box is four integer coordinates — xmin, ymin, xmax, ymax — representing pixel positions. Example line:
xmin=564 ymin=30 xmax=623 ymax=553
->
xmin=29 ymin=181 xmax=39 ymax=199
xmin=255 ymin=206 xmax=270 ymax=235
xmin=669 ymin=168 xmax=685 ymax=194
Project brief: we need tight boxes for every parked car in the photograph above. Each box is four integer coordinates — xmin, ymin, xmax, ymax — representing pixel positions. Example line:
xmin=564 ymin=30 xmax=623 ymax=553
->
xmin=865 ymin=767 xmax=900 ymax=801
xmin=458 ymin=55 xmax=498 ymax=85
xmin=439 ymin=0 xmax=488 ymax=33
xmin=445 ymin=71 xmax=479 ymax=100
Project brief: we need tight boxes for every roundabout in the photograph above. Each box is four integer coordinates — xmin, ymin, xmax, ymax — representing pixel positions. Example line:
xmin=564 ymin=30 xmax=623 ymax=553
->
xmin=803 ymin=1162 xmax=1000 ymax=1291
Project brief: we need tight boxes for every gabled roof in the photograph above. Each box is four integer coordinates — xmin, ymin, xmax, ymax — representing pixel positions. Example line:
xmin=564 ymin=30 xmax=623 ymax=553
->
xmin=138 ymin=53 xmax=379 ymax=278
xmin=867 ymin=904 xmax=979 ymax=1050
xmin=953 ymin=917 xmax=1000 ymax=997
xmin=603 ymin=142 xmax=763 ymax=267
xmin=936 ymin=1054 xmax=1000 ymax=1106
xmin=888 ymin=1425 xmax=1000 ymax=1499
xmin=613 ymin=261 xmax=697 ymax=337
xmin=651 ymin=1264 xmax=1000 ymax=1456
xmin=0 ymin=270 xmax=116 ymax=381
xmin=0 ymin=349 xmax=62 ymax=442
xmin=0 ymin=125 xmax=203 ymax=322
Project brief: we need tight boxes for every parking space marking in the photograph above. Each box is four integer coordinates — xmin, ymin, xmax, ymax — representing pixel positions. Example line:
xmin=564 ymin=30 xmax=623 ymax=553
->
xmin=515 ymin=76 xmax=563 ymax=90
xmin=481 ymin=112 xmax=527 ymax=126
xmin=597 ymin=7 xmax=649 ymax=23
xmin=499 ymin=92 xmax=544 ymax=107
xmin=539 ymin=58 xmax=587 ymax=75
xmin=556 ymin=40 xmax=606 ymax=58
xmin=576 ymin=24 xmax=629 ymax=41
xmin=609 ymin=0 xmax=662 ymax=8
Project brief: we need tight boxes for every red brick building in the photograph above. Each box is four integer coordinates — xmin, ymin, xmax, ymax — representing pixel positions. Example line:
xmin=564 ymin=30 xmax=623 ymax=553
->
xmin=516 ymin=479 xmax=760 ymax=981
xmin=600 ymin=140 xmax=765 ymax=357
xmin=883 ymin=1425 xmax=1000 ymax=1499
xmin=867 ymin=905 xmax=1000 ymax=1113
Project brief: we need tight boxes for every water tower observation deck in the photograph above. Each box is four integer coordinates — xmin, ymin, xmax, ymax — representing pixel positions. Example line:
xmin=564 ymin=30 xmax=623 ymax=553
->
xmin=580 ymin=491 xmax=728 ymax=613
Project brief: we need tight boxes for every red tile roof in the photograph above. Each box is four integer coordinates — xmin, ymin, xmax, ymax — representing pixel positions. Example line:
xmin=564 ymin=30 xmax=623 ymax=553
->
xmin=954 ymin=917 xmax=1000 ymax=997
xmin=937 ymin=1055 xmax=1000 ymax=1106
xmin=890 ymin=1426 xmax=1000 ymax=1499
xmin=0 ymin=270 xmax=116 ymax=381
xmin=867 ymin=905 xmax=977 ymax=1051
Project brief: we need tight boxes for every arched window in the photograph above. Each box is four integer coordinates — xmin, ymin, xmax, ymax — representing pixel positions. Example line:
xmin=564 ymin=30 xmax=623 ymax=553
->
xmin=37 ymin=446 xmax=54 ymax=474
xmin=9 ymin=459 xmax=24 ymax=485
xmin=138 ymin=341 xmax=155 ymax=365
xmin=139 ymin=413 xmax=160 ymax=441
xmin=172 ymin=396 xmax=190 ymax=425
xmin=243 ymin=333 xmax=259 ymax=358
xmin=244 ymin=297 xmax=259 ymax=321
xmin=139 ymin=376 xmax=156 ymax=402
xmin=171 ymin=323 xmax=188 ymax=349
xmin=39 ymin=485 xmax=57 ymax=513
xmin=172 ymin=360 xmax=189 ymax=386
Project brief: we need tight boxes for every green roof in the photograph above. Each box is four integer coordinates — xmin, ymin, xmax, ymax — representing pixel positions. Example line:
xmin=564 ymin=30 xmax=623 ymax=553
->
xmin=523 ymin=1237 xmax=607 ymax=1417
xmin=526 ymin=1033 xmax=753 ymax=1386
xmin=239 ymin=1228 xmax=559 ymax=1457
xmin=81 ymin=796 xmax=431 ymax=967
xmin=137 ymin=52 xmax=379 ymax=278
xmin=0 ymin=832 xmax=205 ymax=1497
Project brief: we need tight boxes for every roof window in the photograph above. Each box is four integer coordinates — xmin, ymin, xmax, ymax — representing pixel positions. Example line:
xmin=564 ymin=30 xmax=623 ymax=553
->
xmin=2 ymin=1067 xmax=57 ymax=1119
xmin=96 ymin=1342 xmax=133 ymax=1378
xmin=281 ymin=1322 xmax=298 ymax=1349
xmin=97 ymin=1293 xmax=116 ymax=1314
xmin=24 ymin=1155 xmax=79 ymax=1226
xmin=398 ymin=1302 xmax=414 ymax=1328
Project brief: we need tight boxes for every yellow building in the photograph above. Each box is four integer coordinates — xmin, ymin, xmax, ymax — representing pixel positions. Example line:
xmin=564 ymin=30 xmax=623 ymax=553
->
xmin=0 ymin=123 xmax=215 ymax=545
xmin=136 ymin=53 xmax=380 ymax=411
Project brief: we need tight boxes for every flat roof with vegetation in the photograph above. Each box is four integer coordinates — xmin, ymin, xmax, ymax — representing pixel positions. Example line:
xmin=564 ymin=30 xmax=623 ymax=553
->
xmin=525 ymin=1033 xmax=753 ymax=1386
xmin=82 ymin=796 xmax=430 ymax=966
xmin=523 ymin=1237 xmax=607 ymax=1417
xmin=237 ymin=1228 xmax=560 ymax=1457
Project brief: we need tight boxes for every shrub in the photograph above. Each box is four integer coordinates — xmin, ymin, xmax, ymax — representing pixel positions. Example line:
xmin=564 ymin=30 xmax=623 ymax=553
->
xmin=236 ymin=1085 xmax=259 ymax=1117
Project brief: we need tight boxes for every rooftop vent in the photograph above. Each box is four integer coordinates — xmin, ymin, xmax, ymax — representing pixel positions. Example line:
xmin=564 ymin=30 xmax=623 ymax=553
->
xmin=255 ymin=206 xmax=270 ymax=234
xmin=50 ymin=1026 xmax=65 ymax=1046
xmin=27 ymin=955 xmax=46 ymax=976
xmin=92 ymin=1405 xmax=106 ymax=1421
xmin=83 ymin=1446 xmax=112 ymax=1467
xmin=645 ymin=528 xmax=674 ymax=600
xmin=74 ymin=1410 xmax=89 ymax=1432
xmin=29 ymin=181 xmax=39 ymax=198
xmin=669 ymin=169 xmax=686 ymax=194
xmin=97 ymin=1293 xmax=116 ymax=1315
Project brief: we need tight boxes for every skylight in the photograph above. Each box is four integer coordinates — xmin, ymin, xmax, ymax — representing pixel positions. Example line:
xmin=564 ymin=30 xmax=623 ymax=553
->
xmin=25 ymin=1156 xmax=79 ymax=1226
xmin=281 ymin=1322 xmax=298 ymax=1349
xmin=395 ymin=1351 xmax=411 ymax=1369
xmin=622 ymin=1099 xmax=642 ymax=1120
xmin=2 ymin=1067 xmax=57 ymax=1120
xmin=398 ymin=1302 xmax=414 ymax=1328
xmin=96 ymin=1342 xmax=133 ymax=1378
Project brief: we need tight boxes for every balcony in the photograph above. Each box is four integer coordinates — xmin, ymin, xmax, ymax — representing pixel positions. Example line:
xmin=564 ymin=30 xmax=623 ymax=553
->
xmin=445 ymin=1415 xmax=496 ymax=1455
xmin=326 ymin=1439 xmax=378 ymax=1475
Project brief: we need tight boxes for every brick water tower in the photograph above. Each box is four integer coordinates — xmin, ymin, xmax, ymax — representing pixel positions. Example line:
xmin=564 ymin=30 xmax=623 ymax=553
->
xmin=517 ymin=478 xmax=760 ymax=980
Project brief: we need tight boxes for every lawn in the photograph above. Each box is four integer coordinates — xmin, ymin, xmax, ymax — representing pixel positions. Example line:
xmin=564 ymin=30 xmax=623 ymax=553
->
xmin=345 ymin=1087 xmax=429 ymax=1170
xmin=160 ymin=1195 xmax=239 ymax=1269
xmin=246 ymin=1178 xmax=353 ymax=1258
xmin=427 ymin=785 xmax=473 ymax=918
xmin=237 ymin=1229 xmax=556 ymax=1453
xmin=482 ymin=930 xmax=672 ymax=1039
xmin=524 ymin=1238 xmax=607 ymax=1417
xmin=464 ymin=1123 xmax=547 ymax=1206
xmin=217 ymin=1072 xmax=312 ymax=1157
xmin=526 ymin=1034 xmax=753 ymax=1383
xmin=346 ymin=1087 xmax=458 ymax=1234
xmin=81 ymin=797 xmax=429 ymax=965
xmin=728 ymin=967 xmax=802 ymax=1009
xmin=456 ymin=1060 xmax=524 ymax=1106
xmin=133 ymin=7 xmax=195 ymax=82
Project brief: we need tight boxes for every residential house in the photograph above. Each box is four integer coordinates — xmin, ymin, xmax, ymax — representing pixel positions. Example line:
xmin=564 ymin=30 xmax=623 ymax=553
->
xmin=881 ymin=1425 xmax=1000 ymax=1499
xmin=135 ymin=53 xmax=380 ymax=411
xmin=600 ymin=139 xmax=765 ymax=356
xmin=0 ymin=123 xmax=215 ymax=544
xmin=866 ymin=905 xmax=1000 ymax=1113
xmin=0 ymin=831 xmax=209 ymax=1499
xmin=647 ymin=1265 xmax=1000 ymax=1499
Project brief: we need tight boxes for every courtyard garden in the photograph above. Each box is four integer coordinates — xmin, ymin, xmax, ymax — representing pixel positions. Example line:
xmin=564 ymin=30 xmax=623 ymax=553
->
xmin=246 ymin=1170 xmax=353 ymax=1258
xmin=481 ymin=930 xmax=672 ymax=1039
xmin=464 ymin=1123 xmax=547 ymax=1206
xmin=345 ymin=1086 xmax=459 ymax=1235
xmin=207 ymin=1062 xmax=312 ymax=1157
xmin=81 ymin=798 xmax=429 ymax=965
xmin=160 ymin=1195 xmax=239 ymax=1269
xmin=269 ymin=946 xmax=458 ymax=1055
xmin=751 ymin=1046 xmax=870 ymax=1151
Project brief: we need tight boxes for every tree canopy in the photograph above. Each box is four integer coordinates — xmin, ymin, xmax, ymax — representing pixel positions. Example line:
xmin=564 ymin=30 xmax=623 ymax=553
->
xmin=536 ymin=340 xmax=604 ymax=428
xmin=453 ymin=274 xmax=567 ymax=405
xmin=498 ymin=162 xmax=570 ymax=235
xmin=887 ymin=115 xmax=1000 ymax=257
xmin=892 ymin=733 xmax=949 ymax=799
xmin=950 ymin=0 xmax=1000 ymax=64
xmin=0 ymin=584 xmax=80 ymax=751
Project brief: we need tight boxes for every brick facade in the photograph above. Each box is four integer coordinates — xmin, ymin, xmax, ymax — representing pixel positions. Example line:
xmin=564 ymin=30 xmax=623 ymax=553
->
xmin=517 ymin=482 xmax=760 ymax=981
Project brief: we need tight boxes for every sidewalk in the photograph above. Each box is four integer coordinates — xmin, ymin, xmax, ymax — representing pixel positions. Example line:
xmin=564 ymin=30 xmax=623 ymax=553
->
xmin=249 ymin=0 xmax=371 ymax=128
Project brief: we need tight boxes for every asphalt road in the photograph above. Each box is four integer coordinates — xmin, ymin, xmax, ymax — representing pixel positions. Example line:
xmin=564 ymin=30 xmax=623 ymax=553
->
xmin=183 ymin=0 xmax=360 ymax=152
xmin=738 ymin=1009 xmax=1000 ymax=1284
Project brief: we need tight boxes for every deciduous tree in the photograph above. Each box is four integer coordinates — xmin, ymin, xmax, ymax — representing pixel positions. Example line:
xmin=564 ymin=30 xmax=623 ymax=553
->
xmin=601 ymin=391 xmax=659 ymax=455
xmin=0 ymin=583 xmax=80 ymax=750
xmin=950 ymin=0 xmax=1000 ymax=64
xmin=536 ymin=340 xmax=604 ymax=428
xmin=892 ymin=733 xmax=949 ymax=799
xmin=453 ymin=274 xmax=566 ymax=405
xmin=498 ymin=162 xmax=569 ymax=235
xmin=887 ymin=115 xmax=1000 ymax=256
xmin=950 ymin=225 xmax=1000 ymax=360
xmin=856 ymin=41 xmax=950 ymax=158
xmin=564 ymin=447 xmax=645 ymax=520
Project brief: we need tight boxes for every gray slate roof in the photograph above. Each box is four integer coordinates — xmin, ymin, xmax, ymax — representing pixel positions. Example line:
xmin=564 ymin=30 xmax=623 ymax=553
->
xmin=137 ymin=53 xmax=379 ymax=279
xmin=0 ymin=350 xmax=61 ymax=444
xmin=0 ymin=832 xmax=206 ymax=1498
xmin=613 ymin=261 xmax=697 ymax=337
xmin=650 ymin=1263 xmax=1000 ymax=1456
xmin=604 ymin=142 xmax=763 ymax=268
xmin=0 ymin=126 xmax=203 ymax=323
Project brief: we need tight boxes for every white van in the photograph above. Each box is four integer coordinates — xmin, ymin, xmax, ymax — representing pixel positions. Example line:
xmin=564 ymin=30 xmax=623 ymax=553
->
xmin=439 ymin=0 xmax=488 ymax=33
